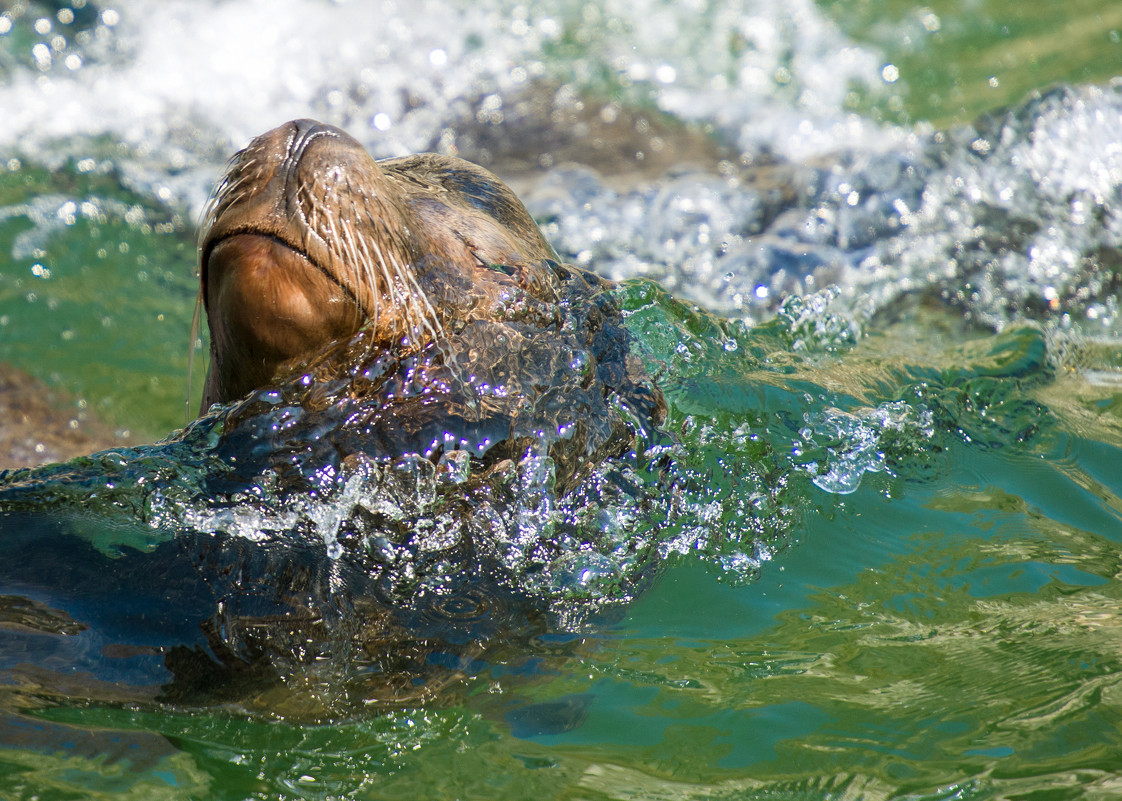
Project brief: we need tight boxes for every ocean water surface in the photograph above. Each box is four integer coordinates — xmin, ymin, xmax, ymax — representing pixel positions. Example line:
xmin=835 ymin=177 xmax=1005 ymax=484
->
xmin=1 ymin=0 xmax=1122 ymax=798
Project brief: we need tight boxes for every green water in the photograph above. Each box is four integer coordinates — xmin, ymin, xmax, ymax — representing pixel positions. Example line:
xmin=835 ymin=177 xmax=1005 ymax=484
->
xmin=2 ymin=1 xmax=1122 ymax=800
xmin=825 ymin=0 xmax=1122 ymax=126
xmin=6 ymin=302 xmax=1122 ymax=798
xmin=0 ymin=160 xmax=199 ymax=437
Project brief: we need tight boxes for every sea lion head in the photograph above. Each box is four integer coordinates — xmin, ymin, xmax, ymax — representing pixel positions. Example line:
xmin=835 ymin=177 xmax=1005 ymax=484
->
xmin=198 ymin=118 xmax=558 ymax=410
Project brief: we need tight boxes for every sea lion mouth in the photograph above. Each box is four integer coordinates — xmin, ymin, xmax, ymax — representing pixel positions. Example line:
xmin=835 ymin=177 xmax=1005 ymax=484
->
xmin=202 ymin=228 xmax=364 ymax=316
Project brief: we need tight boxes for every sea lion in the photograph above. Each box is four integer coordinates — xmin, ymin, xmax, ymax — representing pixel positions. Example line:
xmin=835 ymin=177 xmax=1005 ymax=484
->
xmin=0 ymin=122 xmax=670 ymax=718
xmin=173 ymin=120 xmax=670 ymax=712
xmin=199 ymin=118 xmax=664 ymax=492
xmin=202 ymin=118 xmax=568 ymax=408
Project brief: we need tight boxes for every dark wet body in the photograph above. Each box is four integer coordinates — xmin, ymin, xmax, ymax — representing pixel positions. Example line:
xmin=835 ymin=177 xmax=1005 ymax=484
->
xmin=0 ymin=121 xmax=666 ymax=718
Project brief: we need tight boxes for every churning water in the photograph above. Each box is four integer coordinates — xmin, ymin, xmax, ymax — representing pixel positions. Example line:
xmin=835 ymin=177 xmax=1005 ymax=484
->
xmin=1 ymin=0 xmax=1122 ymax=798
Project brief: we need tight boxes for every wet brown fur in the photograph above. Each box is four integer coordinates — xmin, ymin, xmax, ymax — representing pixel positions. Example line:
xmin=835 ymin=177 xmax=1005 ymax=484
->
xmin=199 ymin=119 xmax=570 ymax=410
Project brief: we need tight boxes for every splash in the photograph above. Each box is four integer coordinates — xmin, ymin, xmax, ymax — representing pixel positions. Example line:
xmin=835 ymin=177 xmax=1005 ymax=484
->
xmin=0 ymin=0 xmax=888 ymax=211
xmin=793 ymin=401 xmax=935 ymax=495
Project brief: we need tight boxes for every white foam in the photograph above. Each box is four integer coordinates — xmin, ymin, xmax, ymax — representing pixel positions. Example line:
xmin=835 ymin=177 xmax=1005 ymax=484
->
xmin=0 ymin=0 xmax=889 ymax=216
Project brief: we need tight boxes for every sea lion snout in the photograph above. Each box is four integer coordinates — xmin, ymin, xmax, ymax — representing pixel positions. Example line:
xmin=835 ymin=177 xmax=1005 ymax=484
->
xmin=281 ymin=119 xmax=381 ymax=211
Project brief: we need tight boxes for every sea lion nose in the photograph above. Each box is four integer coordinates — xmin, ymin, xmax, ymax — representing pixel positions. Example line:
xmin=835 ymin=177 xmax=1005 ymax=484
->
xmin=289 ymin=118 xmax=337 ymax=137
xmin=286 ymin=119 xmax=361 ymax=164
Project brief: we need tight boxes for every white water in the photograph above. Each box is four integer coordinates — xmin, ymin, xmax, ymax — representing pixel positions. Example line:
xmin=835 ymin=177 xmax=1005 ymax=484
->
xmin=7 ymin=1 xmax=1122 ymax=332
xmin=0 ymin=0 xmax=890 ymax=212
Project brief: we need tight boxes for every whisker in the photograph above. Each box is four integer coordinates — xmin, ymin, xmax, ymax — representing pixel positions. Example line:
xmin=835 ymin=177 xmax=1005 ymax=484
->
xmin=348 ymin=209 xmax=381 ymax=334
xmin=185 ymin=285 xmax=205 ymax=422
xmin=364 ymin=209 xmax=442 ymax=344
xmin=337 ymin=206 xmax=368 ymax=318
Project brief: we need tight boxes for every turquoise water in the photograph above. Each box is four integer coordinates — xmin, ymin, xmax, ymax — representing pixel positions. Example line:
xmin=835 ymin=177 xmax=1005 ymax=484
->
xmin=1 ymin=1 xmax=1122 ymax=799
